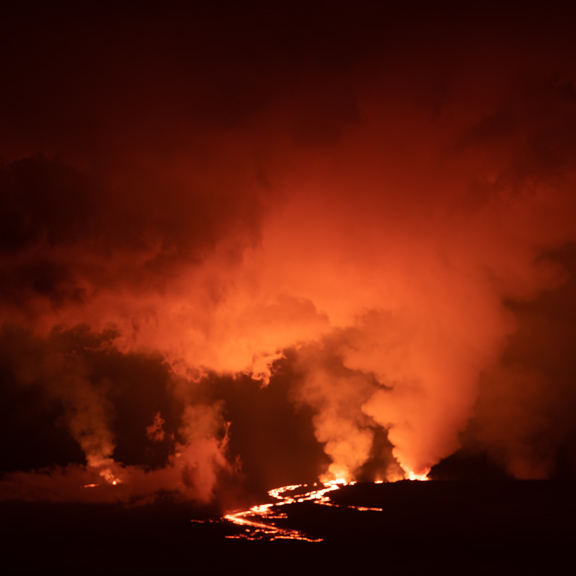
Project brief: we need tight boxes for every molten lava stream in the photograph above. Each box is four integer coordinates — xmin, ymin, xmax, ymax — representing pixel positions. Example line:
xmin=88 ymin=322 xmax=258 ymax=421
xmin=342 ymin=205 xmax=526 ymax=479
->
xmin=222 ymin=480 xmax=383 ymax=542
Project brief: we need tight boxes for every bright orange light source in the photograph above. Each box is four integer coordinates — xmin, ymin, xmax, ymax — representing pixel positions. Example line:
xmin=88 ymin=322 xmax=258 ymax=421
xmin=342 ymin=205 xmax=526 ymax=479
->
xmin=405 ymin=470 xmax=429 ymax=481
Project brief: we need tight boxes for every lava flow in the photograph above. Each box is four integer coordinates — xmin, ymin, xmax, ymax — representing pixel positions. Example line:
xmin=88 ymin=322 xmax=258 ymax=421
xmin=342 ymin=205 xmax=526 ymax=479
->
xmin=222 ymin=480 xmax=383 ymax=542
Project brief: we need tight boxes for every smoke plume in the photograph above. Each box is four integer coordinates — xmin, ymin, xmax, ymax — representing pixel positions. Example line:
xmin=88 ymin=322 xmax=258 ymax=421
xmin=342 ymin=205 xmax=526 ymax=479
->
xmin=2 ymin=3 xmax=576 ymax=502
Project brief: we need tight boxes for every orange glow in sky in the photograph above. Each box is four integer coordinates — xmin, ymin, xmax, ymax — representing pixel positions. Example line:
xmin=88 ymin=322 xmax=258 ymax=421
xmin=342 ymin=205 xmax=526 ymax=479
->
xmin=1 ymin=4 xmax=576 ymax=505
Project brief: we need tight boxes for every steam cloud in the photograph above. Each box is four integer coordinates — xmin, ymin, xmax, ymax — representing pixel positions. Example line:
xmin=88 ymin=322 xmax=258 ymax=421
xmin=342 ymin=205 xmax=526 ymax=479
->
xmin=2 ymin=3 xmax=576 ymax=503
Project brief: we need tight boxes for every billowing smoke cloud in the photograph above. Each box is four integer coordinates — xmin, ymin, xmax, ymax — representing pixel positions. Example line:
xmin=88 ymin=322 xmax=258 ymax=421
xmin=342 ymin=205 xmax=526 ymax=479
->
xmin=2 ymin=4 xmax=576 ymax=502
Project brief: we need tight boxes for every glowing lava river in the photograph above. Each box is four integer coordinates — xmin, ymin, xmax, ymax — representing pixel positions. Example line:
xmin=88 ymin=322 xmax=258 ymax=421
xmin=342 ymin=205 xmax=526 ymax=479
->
xmin=221 ymin=480 xmax=383 ymax=542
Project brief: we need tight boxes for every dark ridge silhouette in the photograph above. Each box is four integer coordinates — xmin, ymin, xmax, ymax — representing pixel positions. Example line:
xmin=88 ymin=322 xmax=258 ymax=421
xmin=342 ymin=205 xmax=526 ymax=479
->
xmin=2 ymin=480 xmax=573 ymax=574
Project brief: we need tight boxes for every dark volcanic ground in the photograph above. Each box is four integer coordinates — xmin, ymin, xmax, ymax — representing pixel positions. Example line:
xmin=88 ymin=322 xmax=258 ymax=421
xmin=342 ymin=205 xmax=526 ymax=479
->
xmin=2 ymin=481 xmax=574 ymax=574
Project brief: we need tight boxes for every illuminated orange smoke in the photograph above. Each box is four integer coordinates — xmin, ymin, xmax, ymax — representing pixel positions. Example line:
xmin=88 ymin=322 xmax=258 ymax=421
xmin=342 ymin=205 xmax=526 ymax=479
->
xmin=1 ymin=5 xmax=576 ymax=503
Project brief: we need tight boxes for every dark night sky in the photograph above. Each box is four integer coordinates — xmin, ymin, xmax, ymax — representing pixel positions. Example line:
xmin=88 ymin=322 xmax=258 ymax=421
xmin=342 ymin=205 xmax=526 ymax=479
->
xmin=1 ymin=1 xmax=576 ymax=504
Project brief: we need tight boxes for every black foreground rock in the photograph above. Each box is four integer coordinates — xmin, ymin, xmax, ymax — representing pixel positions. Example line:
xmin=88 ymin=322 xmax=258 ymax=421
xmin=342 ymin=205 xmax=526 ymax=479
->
xmin=2 ymin=480 xmax=574 ymax=575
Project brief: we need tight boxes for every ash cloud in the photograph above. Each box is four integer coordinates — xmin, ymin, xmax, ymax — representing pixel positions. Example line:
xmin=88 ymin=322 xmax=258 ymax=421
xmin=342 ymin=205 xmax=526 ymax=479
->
xmin=2 ymin=3 xmax=576 ymax=502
